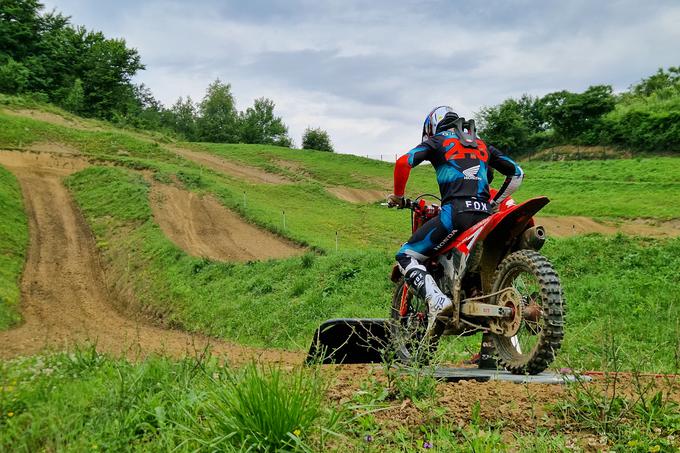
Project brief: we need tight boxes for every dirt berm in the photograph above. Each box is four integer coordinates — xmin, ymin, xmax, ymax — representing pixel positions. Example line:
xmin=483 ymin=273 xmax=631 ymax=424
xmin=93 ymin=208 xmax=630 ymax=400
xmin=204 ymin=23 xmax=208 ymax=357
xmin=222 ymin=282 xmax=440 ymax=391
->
xmin=150 ymin=183 xmax=302 ymax=261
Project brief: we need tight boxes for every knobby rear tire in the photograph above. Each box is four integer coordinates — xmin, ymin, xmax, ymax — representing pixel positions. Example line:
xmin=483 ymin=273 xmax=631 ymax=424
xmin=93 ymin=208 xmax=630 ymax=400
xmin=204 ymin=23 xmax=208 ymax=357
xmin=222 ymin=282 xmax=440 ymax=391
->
xmin=490 ymin=250 xmax=565 ymax=375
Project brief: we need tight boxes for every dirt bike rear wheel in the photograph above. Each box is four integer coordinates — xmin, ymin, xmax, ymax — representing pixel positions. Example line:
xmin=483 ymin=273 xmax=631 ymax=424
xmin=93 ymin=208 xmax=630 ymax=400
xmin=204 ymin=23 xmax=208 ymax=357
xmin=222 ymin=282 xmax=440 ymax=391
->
xmin=490 ymin=250 xmax=565 ymax=375
xmin=389 ymin=279 xmax=439 ymax=365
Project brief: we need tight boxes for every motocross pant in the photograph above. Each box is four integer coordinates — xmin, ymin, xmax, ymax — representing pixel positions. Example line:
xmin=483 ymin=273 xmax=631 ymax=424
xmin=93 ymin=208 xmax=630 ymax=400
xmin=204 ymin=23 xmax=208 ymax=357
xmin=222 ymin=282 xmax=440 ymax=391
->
xmin=396 ymin=201 xmax=489 ymax=299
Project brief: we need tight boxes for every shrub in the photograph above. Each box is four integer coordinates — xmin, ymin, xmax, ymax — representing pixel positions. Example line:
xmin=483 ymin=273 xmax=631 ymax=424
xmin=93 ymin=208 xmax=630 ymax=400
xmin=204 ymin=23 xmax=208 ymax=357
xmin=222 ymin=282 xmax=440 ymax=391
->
xmin=302 ymin=127 xmax=334 ymax=152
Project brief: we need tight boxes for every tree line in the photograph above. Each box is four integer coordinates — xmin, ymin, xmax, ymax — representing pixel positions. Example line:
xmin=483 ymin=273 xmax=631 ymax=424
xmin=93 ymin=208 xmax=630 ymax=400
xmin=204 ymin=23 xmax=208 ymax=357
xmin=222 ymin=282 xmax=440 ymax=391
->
xmin=0 ymin=0 xmax=335 ymax=151
xmin=477 ymin=67 xmax=680 ymax=156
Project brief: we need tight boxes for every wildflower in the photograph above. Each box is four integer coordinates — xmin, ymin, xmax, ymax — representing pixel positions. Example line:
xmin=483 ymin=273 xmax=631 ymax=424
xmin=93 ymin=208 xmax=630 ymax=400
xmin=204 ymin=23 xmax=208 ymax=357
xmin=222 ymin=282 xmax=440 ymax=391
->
xmin=628 ymin=440 xmax=639 ymax=447
xmin=293 ymin=429 xmax=301 ymax=437
xmin=649 ymin=446 xmax=661 ymax=453
xmin=423 ymin=440 xmax=433 ymax=449
xmin=7 ymin=412 xmax=14 ymax=417
xmin=364 ymin=434 xmax=373 ymax=443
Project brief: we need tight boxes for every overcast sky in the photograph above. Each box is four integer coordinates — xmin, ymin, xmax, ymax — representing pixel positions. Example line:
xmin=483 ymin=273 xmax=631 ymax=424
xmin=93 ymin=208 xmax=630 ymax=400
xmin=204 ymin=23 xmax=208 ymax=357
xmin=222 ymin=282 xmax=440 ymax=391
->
xmin=41 ymin=0 xmax=680 ymax=158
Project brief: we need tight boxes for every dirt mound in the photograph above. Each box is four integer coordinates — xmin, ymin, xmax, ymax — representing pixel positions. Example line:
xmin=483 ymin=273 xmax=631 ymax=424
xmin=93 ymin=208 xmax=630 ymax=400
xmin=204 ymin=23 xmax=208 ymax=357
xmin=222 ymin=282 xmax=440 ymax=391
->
xmin=327 ymin=187 xmax=386 ymax=203
xmin=150 ymin=183 xmax=302 ymax=261
xmin=0 ymin=152 xmax=301 ymax=364
xmin=0 ymin=150 xmax=89 ymax=175
xmin=1 ymin=108 xmax=102 ymax=131
xmin=536 ymin=216 xmax=680 ymax=237
xmin=171 ymin=147 xmax=290 ymax=184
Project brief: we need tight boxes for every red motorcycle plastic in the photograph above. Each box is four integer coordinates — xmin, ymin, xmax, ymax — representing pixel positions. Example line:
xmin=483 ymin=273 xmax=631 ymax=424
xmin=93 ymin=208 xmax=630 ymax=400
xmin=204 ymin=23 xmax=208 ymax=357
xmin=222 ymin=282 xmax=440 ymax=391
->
xmin=389 ymin=193 xmax=565 ymax=375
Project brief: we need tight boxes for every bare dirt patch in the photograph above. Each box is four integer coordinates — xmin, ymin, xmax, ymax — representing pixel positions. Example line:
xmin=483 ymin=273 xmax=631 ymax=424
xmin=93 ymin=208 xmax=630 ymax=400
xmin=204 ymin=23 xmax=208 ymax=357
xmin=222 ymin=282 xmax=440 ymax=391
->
xmin=327 ymin=187 xmax=386 ymax=204
xmin=27 ymin=141 xmax=80 ymax=155
xmin=150 ymin=183 xmax=302 ymax=261
xmin=536 ymin=216 xmax=680 ymax=238
xmin=526 ymin=145 xmax=631 ymax=161
xmin=0 ymin=153 xmax=301 ymax=364
xmin=1 ymin=108 xmax=102 ymax=131
xmin=171 ymin=147 xmax=291 ymax=184
xmin=274 ymin=159 xmax=306 ymax=173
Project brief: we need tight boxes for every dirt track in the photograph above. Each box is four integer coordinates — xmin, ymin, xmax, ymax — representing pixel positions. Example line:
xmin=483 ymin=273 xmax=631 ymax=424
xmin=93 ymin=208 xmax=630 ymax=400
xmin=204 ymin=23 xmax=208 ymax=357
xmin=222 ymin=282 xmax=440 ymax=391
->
xmin=171 ymin=146 xmax=290 ymax=184
xmin=0 ymin=151 xmax=301 ymax=364
xmin=327 ymin=186 xmax=386 ymax=203
xmin=1 ymin=108 xmax=103 ymax=131
xmin=537 ymin=215 xmax=680 ymax=238
xmin=150 ymin=183 xmax=302 ymax=261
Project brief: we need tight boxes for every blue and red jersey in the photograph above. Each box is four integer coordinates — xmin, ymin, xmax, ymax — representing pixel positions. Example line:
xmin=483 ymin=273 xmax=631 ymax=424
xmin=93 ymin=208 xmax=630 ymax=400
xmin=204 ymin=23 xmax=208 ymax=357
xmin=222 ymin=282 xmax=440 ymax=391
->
xmin=394 ymin=131 xmax=523 ymax=210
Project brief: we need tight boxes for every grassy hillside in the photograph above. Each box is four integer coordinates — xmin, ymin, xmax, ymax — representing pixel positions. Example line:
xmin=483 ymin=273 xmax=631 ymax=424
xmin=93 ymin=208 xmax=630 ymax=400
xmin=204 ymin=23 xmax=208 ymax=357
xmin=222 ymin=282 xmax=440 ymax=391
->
xmin=0 ymin=165 xmax=28 ymax=329
xmin=195 ymin=141 xmax=680 ymax=219
xmin=1 ymin=106 xmax=679 ymax=368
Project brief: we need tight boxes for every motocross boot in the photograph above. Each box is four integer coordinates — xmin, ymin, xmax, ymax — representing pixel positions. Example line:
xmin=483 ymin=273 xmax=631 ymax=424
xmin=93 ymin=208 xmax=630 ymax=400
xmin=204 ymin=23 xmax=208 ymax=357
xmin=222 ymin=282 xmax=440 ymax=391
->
xmin=404 ymin=267 xmax=453 ymax=336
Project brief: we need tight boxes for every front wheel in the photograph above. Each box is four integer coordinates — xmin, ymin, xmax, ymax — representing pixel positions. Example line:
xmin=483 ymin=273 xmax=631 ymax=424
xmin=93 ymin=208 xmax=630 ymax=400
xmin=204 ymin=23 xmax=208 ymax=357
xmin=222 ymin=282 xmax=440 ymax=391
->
xmin=490 ymin=250 xmax=565 ymax=375
xmin=389 ymin=280 xmax=439 ymax=365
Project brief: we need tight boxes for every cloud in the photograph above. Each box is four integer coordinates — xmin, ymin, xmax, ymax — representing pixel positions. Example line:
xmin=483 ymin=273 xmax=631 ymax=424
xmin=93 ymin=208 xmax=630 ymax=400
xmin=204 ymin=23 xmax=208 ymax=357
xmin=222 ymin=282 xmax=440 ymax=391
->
xmin=42 ymin=0 xmax=680 ymax=157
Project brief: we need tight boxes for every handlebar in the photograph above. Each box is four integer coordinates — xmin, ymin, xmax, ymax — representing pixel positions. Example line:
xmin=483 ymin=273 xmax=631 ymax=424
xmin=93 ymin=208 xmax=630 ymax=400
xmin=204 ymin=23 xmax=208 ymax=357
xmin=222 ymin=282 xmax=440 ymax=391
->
xmin=385 ymin=193 xmax=441 ymax=210
xmin=385 ymin=198 xmax=414 ymax=210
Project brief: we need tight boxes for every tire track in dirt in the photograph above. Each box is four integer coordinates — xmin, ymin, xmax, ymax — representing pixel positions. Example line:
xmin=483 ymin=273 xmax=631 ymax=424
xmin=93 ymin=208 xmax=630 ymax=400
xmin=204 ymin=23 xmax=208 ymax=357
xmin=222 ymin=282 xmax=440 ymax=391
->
xmin=0 ymin=151 xmax=302 ymax=364
xmin=150 ymin=183 xmax=302 ymax=261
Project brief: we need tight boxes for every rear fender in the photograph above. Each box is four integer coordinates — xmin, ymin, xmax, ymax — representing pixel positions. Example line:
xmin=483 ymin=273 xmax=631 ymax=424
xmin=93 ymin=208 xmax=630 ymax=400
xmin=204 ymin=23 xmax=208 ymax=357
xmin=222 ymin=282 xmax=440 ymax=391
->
xmin=439 ymin=197 xmax=550 ymax=291
xmin=478 ymin=197 xmax=550 ymax=291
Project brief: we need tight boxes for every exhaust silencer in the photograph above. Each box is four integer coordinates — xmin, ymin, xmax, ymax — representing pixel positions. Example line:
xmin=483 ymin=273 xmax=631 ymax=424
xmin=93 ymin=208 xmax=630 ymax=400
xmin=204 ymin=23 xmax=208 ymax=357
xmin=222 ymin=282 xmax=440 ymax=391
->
xmin=519 ymin=225 xmax=546 ymax=251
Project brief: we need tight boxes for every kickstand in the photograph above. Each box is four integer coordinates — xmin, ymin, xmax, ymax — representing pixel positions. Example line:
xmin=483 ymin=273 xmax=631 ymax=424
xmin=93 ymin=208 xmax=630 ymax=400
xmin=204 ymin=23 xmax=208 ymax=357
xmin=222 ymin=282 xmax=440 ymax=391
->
xmin=478 ymin=332 xmax=500 ymax=370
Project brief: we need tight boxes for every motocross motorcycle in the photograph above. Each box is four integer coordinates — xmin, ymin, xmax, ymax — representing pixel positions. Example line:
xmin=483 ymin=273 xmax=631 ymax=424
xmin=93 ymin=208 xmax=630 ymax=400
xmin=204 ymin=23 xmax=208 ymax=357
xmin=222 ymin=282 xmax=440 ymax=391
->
xmin=389 ymin=193 xmax=565 ymax=375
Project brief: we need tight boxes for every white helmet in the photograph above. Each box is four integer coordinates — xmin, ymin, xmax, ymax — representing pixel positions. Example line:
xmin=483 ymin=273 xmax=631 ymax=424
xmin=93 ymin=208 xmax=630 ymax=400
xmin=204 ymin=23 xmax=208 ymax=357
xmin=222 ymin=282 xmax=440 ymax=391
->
xmin=422 ymin=105 xmax=459 ymax=141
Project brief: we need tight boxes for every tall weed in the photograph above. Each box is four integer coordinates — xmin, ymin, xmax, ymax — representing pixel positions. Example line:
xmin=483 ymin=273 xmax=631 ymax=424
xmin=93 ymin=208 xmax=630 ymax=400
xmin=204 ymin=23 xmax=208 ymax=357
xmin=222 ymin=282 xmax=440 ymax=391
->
xmin=185 ymin=363 xmax=328 ymax=451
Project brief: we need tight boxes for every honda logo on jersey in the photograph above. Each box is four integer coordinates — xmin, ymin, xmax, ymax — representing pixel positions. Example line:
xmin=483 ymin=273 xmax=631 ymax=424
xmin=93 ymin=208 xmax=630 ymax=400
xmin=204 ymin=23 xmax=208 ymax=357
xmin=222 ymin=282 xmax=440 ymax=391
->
xmin=463 ymin=165 xmax=481 ymax=180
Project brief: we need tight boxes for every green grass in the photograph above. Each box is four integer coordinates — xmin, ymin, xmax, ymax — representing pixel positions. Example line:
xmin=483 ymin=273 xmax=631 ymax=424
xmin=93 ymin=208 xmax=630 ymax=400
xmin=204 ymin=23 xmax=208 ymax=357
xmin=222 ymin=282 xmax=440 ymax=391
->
xmin=0 ymin=349 xmax=333 ymax=452
xmin=0 ymin=165 xmax=28 ymax=329
xmin=2 ymin=349 xmax=677 ymax=451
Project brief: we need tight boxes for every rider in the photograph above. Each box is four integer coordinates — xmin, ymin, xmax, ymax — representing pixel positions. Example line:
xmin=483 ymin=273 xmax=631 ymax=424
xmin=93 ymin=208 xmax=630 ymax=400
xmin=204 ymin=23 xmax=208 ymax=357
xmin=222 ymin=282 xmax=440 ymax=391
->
xmin=387 ymin=106 xmax=524 ymax=335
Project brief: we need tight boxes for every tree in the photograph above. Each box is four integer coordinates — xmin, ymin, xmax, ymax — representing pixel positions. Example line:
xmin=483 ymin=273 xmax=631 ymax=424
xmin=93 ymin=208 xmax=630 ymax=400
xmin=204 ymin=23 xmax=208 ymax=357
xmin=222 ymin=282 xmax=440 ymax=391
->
xmin=0 ymin=0 xmax=43 ymax=61
xmin=540 ymin=85 xmax=615 ymax=139
xmin=196 ymin=79 xmax=239 ymax=143
xmin=169 ymin=96 xmax=198 ymax=140
xmin=78 ymin=31 xmax=144 ymax=118
xmin=302 ymin=127 xmax=334 ymax=152
xmin=0 ymin=0 xmax=145 ymax=118
xmin=629 ymin=67 xmax=680 ymax=98
xmin=61 ymin=77 xmax=84 ymax=113
xmin=0 ymin=58 xmax=30 ymax=93
xmin=240 ymin=97 xmax=292 ymax=146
